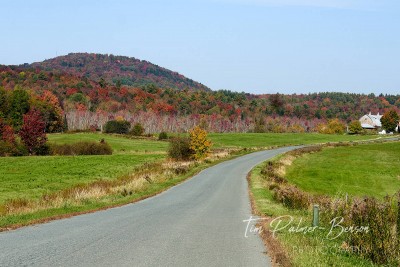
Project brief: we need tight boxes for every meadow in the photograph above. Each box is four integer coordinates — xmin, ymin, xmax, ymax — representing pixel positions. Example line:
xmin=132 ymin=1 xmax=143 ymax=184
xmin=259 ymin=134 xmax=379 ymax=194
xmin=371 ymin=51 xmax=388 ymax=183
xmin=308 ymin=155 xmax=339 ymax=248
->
xmin=249 ymin=141 xmax=400 ymax=266
xmin=249 ymin=163 xmax=377 ymax=267
xmin=285 ymin=142 xmax=400 ymax=198
xmin=208 ymin=133 xmax=376 ymax=148
xmin=0 ymin=133 xmax=167 ymax=204
xmin=0 ymin=132 xmax=379 ymax=204
xmin=0 ymin=132 xmax=385 ymax=229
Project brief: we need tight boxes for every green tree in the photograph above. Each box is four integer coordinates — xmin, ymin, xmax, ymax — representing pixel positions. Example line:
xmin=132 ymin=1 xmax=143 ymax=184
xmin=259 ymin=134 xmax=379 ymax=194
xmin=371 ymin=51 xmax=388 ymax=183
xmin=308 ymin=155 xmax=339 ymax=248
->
xmin=381 ymin=109 xmax=399 ymax=132
xmin=99 ymin=77 xmax=107 ymax=88
xmin=0 ymin=87 xmax=9 ymax=118
xmin=115 ymin=79 xmax=122 ymax=89
xmin=253 ymin=117 xmax=266 ymax=133
xmin=130 ymin=123 xmax=145 ymax=136
xmin=348 ymin=120 xmax=363 ymax=134
xmin=8 ymin=89 xmax=30 ymax=129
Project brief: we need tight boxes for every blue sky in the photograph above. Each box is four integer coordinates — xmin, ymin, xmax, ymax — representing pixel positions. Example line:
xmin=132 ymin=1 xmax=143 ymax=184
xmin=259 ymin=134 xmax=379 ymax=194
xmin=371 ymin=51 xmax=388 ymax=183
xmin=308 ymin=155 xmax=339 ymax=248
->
xmin=1 ymin=0 xmax=399 ymax=94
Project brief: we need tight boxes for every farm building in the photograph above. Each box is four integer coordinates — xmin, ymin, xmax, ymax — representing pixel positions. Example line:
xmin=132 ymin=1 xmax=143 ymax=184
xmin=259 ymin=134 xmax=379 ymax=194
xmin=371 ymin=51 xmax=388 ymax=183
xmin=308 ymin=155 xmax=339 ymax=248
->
xmin=359 ymin=112 xmax=382 ymax=129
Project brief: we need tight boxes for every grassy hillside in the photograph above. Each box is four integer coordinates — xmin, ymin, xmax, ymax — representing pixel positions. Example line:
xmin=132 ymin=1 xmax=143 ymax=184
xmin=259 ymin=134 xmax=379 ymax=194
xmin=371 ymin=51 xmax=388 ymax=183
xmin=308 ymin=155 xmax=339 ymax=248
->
xmin=285 ymin=142 xmax=400 ymax=198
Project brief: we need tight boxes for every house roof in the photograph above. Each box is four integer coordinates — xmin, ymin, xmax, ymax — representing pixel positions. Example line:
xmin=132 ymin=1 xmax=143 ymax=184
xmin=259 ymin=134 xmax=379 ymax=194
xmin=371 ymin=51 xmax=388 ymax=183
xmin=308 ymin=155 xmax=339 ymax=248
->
xmin=361 ymin=123 xmax=375 ymax=129
xmin=368 ymin=113 xmax=382 ymax=127
xmin=359 ymin=112 xmax=382 ymax=129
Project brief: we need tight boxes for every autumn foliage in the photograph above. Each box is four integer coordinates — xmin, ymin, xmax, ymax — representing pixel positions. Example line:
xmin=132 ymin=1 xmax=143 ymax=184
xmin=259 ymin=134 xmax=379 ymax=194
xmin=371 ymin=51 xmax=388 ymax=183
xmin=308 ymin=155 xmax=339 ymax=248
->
xmin=1 ymin=53 xmax=400 ymax=134
xmin=316 ymin=119 xmax=346 ymax=134
xmin=381 ymin=109 xmax=399 ymax=132
xmin=19 ymin=109 xmax=48 ymax=155
xmin=189 ymin=126 xmax=212 ymax=160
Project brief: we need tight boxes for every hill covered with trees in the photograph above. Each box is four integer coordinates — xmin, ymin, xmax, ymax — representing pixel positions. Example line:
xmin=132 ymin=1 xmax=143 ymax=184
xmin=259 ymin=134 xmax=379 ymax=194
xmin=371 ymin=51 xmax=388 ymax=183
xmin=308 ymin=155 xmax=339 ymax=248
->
xmin=1 ymin=53 xmax=399 ymax=133
xmin=25 ymin=53 xmax=209 ymax=91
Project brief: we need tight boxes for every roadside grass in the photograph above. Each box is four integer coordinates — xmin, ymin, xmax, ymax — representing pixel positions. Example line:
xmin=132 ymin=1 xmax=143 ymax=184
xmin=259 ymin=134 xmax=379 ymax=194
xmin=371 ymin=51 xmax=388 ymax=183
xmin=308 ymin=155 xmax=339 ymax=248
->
xmin=285 ymin=142 xmax=400 ymax=198
xmin=249 ymin=163 xmax=377 ymax=267
xmin=209 ymin=133 xmax=377 ymax=148
xmin=0 ymin=148 xmax=249 ymax=230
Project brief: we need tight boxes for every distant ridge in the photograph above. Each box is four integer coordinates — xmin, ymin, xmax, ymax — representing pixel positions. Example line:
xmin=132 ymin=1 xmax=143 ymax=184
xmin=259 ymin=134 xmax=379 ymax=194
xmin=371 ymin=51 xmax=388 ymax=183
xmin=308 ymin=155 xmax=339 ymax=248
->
xmin=24 ymin=53 xmax=209 ymax=91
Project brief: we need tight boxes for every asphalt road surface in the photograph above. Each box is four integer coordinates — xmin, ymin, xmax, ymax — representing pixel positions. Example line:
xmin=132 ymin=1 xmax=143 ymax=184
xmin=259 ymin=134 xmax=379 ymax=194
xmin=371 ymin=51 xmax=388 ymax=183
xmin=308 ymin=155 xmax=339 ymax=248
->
xmin=0 ymin=146 xmax=297 ymax=267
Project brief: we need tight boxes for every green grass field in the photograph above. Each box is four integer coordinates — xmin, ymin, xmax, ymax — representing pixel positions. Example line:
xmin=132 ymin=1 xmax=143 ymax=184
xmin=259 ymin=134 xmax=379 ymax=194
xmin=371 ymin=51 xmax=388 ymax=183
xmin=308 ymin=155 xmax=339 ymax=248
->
xmin=0 ymin=132 xmax=381 ymax=204
xmin=249 ymin=164 xmax=377 ymax=267
xmin=48 ymin=133 xmax=168 ymax=153
xmin=0 ymin=133 xmax=168 ymax=203
xmin=285 ymin=142 xmax=400 ymax=198
xmin=208 ymin=133 xmax=377 ymax=148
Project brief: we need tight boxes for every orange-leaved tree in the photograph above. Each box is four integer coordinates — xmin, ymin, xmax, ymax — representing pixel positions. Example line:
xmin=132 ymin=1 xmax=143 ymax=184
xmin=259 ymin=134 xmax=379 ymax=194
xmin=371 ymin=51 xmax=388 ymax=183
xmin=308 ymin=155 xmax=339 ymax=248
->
xmin=189 ymin=126 xmax=212 ymax=160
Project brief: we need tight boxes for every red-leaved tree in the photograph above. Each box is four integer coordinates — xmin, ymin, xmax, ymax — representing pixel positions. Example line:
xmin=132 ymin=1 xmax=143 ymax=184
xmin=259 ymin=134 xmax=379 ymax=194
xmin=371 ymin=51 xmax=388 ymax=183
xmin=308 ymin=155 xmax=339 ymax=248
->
xmin=0 ymin=118 xmax=15 ymax=144
xmin=19 ymin=109 xmax=47 ymax=154
xmin=2 ymin=125 xmax=16 ymax=144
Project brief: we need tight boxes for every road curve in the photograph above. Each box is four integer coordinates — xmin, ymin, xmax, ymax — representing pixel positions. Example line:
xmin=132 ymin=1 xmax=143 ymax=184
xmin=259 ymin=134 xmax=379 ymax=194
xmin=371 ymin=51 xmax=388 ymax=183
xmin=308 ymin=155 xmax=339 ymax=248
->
xmin=0 ymin=146 xmax=298 ymax=267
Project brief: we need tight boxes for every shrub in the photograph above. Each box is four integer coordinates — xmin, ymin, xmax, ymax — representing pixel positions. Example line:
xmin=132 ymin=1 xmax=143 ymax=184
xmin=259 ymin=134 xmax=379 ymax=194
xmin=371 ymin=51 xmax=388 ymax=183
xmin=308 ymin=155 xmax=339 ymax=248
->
xmin=348 ymin=120 xmax=363 ymax=134
xmin=19 ymin=109 xmax=47 ymax=155
xmin=158 ymin=131 xmax=168 ymax=140
xmin=273 ymin=185 xmax=311 ymax=209
xmin=317 ymin=119 xmax=346 ymax=134
xmin=189 ymin=126 xmax=212 ymax=160
xmin=168 ymin=137 xmax=192 ymax=160
xmin=104 ymin=120 xmax=131 ymax=134
xmin=0 ymin=141 xmax=15 ymax=157
xmin=130 ymin=123 xmax=145 ymax=136
xmin=34 ymin=143 xmax=51 ymax=156
xmin=347 ymin=196 xmax=399 ymax=264
xmin=0 ymin=140 xmax=27 ymax=157
xmin=50 ymin=140 xmax=112 ymax=155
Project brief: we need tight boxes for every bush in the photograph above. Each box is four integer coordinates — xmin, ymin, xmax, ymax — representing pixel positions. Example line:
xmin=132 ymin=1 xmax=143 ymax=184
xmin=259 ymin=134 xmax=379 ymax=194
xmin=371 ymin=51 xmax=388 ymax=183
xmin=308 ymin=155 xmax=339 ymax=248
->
xmin=347 ymin=196 xmax=399 ymax=265
xmin=317 ymin=119 xmax=346 ymax=134
xmin=50 ymin=140 xmax=112 ymax=155
xmin=168 ymin=137 xmax=192 ymax=160
xmin=0 ymin=141 xmax=16 ymax=157
xmin=0 ymin=141 xmax=28 ymax=157
xmin=104 ymin=120 xmax=131 ymax=134
xmin=189 ymin=126 xmax=212 ymax=160
xmin=158 ymin=131 xmax=168 ymax=140
xmin=348 ymin=120 xmax=363 ymax=134
xmin=34 ymin=143 xmax=51 ymax=156
xmin=130 ymin=123 xmax=145 ymax=136
xmin=273 ymin=185 xmax=311 ymax=210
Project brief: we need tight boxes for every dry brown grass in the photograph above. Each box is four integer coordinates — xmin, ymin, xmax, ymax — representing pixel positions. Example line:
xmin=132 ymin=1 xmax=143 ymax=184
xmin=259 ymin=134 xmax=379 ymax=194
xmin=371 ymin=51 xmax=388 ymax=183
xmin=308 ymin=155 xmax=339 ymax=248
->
xmin=247 ymin=171 xmax=292 ymax=267
xmin=260 ymin=220 xmax=292 ymax=267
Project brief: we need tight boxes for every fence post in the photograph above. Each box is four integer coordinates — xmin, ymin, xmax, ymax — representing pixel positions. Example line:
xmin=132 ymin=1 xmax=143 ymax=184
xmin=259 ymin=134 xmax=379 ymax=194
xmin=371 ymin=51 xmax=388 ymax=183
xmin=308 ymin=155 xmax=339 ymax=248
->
xmin=313 ymin=204 xmax=319 ymax=227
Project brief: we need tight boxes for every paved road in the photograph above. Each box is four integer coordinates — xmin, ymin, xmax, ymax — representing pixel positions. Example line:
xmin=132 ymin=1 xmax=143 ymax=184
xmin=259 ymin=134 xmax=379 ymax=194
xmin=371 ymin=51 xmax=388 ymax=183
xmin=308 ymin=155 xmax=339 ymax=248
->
xmin=0 ymin=147 xmax=297 ymax=267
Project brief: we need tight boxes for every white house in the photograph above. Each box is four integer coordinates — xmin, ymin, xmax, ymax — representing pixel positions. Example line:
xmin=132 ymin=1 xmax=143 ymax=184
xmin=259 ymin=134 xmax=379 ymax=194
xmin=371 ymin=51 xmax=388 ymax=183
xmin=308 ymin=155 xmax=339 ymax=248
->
xmin=359 ymin=112 xmax=382 ymax=129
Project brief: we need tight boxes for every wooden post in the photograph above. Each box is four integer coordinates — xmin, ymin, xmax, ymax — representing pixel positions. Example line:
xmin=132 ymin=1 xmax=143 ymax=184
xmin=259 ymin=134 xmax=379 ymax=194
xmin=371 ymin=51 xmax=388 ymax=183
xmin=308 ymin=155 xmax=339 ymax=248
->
xmin=313 ymin=204 xmax=319 ymax=227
